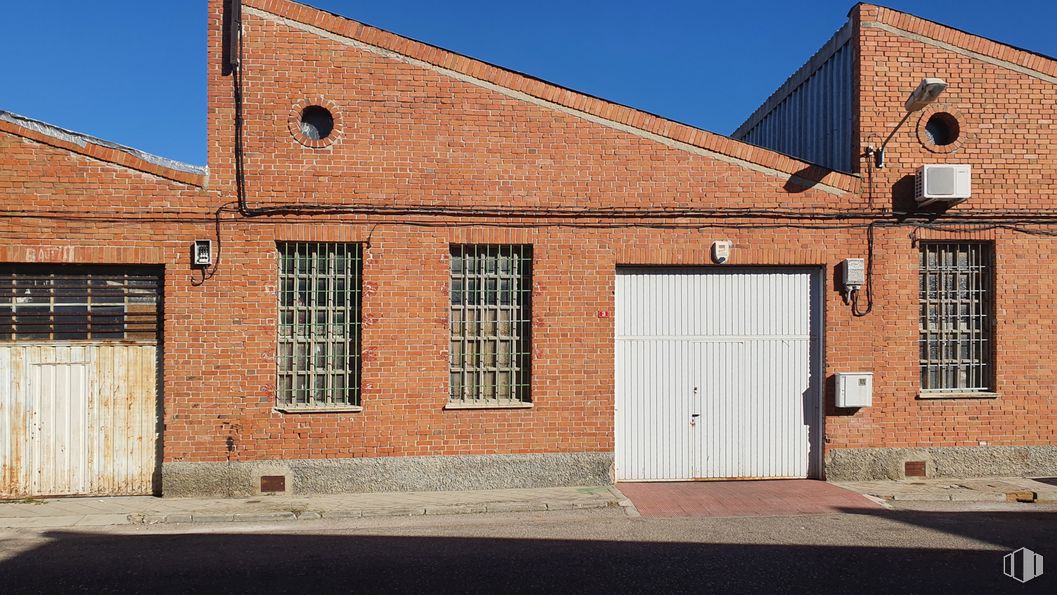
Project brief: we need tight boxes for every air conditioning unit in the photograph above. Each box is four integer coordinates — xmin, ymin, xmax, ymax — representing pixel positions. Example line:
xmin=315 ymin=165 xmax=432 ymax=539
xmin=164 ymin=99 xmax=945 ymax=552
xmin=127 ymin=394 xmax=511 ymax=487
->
xmin=915 ymin=164 xmax=971 ymax=207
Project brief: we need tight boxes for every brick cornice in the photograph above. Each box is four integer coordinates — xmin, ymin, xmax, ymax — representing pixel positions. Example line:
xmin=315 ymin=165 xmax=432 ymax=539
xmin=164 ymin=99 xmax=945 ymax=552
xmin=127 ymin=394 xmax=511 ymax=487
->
xmin=858 ymin=3 xmax=1057 ymax=81
xmin=243 ymin=0 xmax=861 ymax=194
xmin=0 ymin=119 xmax=208 ymax=188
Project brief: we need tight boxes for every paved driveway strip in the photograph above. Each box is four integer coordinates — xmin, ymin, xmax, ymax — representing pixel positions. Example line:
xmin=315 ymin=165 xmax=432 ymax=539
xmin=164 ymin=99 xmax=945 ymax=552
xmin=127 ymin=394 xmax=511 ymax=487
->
xmin=617 ymin=480 xmax=882 ymax=517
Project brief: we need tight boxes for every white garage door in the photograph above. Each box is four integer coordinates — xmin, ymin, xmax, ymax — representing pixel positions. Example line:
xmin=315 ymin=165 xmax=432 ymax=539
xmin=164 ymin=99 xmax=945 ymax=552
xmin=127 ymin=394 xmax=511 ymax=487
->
xmin=0 ymin=266 xmax=162 ymax=497
xmin=615 ymin=267 xmax=823 ymax=481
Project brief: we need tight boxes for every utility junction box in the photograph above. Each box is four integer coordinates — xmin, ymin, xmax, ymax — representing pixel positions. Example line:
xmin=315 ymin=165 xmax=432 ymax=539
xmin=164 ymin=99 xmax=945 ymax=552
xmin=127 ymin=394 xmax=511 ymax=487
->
xmin=836 ymin=372 xmax=873 ymax=408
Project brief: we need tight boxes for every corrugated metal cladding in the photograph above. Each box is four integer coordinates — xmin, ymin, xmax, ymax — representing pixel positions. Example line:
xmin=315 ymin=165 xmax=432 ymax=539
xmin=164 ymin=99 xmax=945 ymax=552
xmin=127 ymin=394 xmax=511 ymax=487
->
xmin=615 ymin=267 xmax=823 ymax=481
xmin=732 ymin=23 xmax=855 ymax=173
xmin=0 ymin=266 xmax=161 ymax=498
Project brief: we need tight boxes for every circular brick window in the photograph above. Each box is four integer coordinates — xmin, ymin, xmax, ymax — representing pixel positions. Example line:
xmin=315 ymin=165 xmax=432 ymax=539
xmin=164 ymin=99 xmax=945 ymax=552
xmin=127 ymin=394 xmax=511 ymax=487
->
xmin=916 ymin=106 xmax=966 ymax=154
xmin=288 ymin=98 xmax=342 ymax=148
xmin=300 ymin=106 xmax=334 ymax=141
xmin=924 ymin=112 xmax=959 ymax=146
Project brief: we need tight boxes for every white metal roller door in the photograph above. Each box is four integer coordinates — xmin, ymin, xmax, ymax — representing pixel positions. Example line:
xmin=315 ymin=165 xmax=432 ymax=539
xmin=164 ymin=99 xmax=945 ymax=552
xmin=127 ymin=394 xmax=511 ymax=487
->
xmin=615 ymin=267 xmax=823 ymax=481
xmin=0 ymin=266 xmax=162 ymax=497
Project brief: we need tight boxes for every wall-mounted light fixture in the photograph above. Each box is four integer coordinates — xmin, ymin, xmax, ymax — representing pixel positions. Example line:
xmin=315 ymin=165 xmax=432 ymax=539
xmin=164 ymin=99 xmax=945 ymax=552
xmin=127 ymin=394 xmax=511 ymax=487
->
xmin=868 ymin=78 xmax=948 ymax=168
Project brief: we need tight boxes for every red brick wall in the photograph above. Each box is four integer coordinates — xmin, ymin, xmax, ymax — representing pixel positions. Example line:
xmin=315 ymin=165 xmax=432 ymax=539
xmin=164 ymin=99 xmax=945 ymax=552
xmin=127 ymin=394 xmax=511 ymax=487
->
xmin=183 ymin=0 xmax=871 ymax=464
xmin=825 ymin=5 xmax=1057 ymax=450
xmin=2 ymin=0 xmax=1053 ymax=474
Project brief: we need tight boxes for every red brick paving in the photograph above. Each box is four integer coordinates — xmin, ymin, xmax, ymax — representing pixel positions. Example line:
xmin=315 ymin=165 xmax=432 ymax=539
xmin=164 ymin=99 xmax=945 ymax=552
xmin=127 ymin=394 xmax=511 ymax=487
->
xmin=617 ymin=480 xmax=882 ymax=518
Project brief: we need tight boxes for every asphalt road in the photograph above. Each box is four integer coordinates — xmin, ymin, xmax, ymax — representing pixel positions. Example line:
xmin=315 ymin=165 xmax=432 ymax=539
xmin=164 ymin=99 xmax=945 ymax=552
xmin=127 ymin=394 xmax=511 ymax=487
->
xmin=1 ymin=502 xmax=1054 ymax=594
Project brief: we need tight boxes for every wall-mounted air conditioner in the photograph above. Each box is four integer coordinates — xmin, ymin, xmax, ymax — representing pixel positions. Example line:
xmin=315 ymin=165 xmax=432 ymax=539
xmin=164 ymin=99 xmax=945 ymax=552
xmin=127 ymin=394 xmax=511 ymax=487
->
xmin=915 ymin=164 xmax=971 ymax=207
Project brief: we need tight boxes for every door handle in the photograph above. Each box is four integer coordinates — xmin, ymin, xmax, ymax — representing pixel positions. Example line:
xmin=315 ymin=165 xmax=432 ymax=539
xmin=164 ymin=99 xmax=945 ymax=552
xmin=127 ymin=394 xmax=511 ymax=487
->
xmin=691 ymin=414 xmax=700 ymax=417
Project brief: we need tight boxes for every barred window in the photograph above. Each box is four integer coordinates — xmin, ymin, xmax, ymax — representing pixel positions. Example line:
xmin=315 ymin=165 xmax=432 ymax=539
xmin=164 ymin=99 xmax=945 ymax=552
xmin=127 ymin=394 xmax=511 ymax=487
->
xmin=0 ymin=266 xmax=161 ymax=342
xmin=449 ymin=245 xmax=532 ymax=405
xmin=277 ymin=242 xmax=362 ymax=408
xmin=919 ymin=242 xmax=993 ymax=392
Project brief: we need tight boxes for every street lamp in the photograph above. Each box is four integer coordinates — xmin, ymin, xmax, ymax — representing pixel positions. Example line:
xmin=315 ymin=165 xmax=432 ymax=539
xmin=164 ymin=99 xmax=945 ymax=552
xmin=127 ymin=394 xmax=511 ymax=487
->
xmin=869 ymin=78 xmax=948 ymax=168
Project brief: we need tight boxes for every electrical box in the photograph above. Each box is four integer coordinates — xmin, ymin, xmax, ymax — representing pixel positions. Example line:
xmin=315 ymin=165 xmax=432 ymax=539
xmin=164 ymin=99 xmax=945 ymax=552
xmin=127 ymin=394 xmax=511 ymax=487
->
xmin=836 ymin=372 xmax=873 ymax=408
xmin=192 ymin=240 xmax=213 ymax=267
xmin=839 ymin=258 xmax=865 ymax=292
xmin=915 ymin=164 xmax=971 ymax=207
xmin=711 ymin=240 xmax=732 ymax=264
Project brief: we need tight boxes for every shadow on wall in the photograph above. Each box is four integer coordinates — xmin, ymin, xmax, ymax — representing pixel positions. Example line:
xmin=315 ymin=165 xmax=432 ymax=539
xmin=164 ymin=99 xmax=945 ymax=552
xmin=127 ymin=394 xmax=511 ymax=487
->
xmin=891 ymin=174 xmax=959 ymax=220
xmin=824 ymin=374 xmax=859 ymax=418
xmin=783 ymin=165 xmax=834 ymax=193
xmin=2 ymin=509 xmax=1055 ymax=593
xmin=804 ymin=271 xmax=825 ymax=478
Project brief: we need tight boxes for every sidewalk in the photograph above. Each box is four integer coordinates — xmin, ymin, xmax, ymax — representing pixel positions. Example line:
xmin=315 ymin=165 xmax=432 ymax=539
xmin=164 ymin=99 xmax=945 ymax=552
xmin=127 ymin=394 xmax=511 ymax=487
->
xmin=832 ymin=477 xmax=1057 ymax=503
xmin=0 ymin=485 xmax=626 ymax=529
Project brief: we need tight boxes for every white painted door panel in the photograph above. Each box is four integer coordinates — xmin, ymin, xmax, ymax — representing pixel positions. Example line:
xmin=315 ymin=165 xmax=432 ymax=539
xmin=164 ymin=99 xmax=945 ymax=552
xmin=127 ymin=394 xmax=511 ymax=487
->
xmin=615 ymin=267 xmax=822 ymax=481
xmin=29 ymin=355 xmax=91 ymax=495
xmin=615 ymin=338 xmax=699 ymax=481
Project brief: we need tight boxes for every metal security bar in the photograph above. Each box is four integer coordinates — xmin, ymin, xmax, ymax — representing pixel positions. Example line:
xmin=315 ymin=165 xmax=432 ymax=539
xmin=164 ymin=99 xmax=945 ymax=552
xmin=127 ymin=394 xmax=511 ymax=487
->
xmin=919 ymin=242 xmax=993 ymax=392
xmin=0 ymin=266 xmax=161 ymax=342
xmin=450 ymin=245 xmax=532 ymax=404
xmin=277 ymin=242 xmax=362 ymax=407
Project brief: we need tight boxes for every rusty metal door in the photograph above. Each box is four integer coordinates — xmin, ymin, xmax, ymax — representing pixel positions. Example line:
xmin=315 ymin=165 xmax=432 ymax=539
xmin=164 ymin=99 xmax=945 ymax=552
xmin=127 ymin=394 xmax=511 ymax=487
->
xmin=29 ymin=352 xmax=92 ymax=495
xmin=0 ymin=267 xmax=161 ymax=498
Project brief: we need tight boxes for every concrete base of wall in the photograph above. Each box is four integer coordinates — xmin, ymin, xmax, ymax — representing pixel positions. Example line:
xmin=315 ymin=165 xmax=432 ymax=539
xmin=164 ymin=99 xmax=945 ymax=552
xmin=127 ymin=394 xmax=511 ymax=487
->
xmin=825 ymin=445 xmax=1057 ymax=481
xmin=162 ymin=452 xmax=614 ymax=498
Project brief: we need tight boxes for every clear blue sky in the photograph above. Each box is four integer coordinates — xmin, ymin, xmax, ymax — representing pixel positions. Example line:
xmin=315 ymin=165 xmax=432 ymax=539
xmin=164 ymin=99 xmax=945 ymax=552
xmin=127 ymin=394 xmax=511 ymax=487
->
xmin=2 ymin=1 xmax=1054 ymax=166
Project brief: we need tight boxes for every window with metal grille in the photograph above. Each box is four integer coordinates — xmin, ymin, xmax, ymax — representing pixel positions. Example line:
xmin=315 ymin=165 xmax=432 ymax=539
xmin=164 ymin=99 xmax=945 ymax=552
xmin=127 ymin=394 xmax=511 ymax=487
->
xmin=450 ymin=245 xmax=532 ymax=405
xmin=0 ymin=266 xmax=161 ymax=342
xmin=919 ymin=242 xmax=994 ymax=392
xmin=277 ymin=242 xmax=362 ymax=408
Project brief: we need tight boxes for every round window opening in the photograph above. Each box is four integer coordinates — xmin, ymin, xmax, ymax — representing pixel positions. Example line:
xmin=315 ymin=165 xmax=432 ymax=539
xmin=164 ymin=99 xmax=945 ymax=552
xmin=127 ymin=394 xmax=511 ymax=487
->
xmin=924 ymin=112 xmax=960 ymax=146
xmin=299 ymin=105 xmax=335 ymax=141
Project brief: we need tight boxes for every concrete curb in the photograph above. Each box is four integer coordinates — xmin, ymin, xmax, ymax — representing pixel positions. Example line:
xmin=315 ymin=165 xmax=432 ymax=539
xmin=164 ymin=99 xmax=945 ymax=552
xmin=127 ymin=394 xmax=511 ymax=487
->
xmin=885 ymin=492 xmax=1008 ymax=502
xmin=868 ymin=488 xmax=1039 ymax=503
xmin=607 ymin=486 xmax=641 ymax=518
xmin=112 ymin=499 xmax=617 ymax=527
xmin=830 ymin=478 xmax=1056 ymax=505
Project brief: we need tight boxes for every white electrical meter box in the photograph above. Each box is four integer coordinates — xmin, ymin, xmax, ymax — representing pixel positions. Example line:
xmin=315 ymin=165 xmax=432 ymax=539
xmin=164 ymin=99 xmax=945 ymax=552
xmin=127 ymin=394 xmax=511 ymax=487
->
xmin=836 ymin=372 xmax=873 ymax=408
xmin=711 ymin=240 xmax=732 ymax=264
xmin=839 ymin=258 xmax=865 ymax=291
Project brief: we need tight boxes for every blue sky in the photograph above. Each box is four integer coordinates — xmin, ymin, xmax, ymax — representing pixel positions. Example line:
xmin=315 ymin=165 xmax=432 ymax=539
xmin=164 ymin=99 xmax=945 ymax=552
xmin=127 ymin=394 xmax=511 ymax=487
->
xmin=2 ymin=1 xmax=1054 ymax=166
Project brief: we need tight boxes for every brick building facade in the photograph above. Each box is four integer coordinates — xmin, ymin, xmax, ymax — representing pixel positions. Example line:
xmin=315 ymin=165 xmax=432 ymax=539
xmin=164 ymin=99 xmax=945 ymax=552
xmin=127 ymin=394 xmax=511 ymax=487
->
xmin=1 ymin=1 xmax=1053 ymax=497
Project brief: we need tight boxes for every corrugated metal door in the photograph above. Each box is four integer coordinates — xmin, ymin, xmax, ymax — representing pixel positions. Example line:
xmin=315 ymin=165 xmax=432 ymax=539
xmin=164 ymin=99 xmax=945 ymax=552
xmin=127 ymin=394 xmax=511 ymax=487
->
xmin=615 ymin=267 xmax=822 ymax=481
xmin=20 ymin=350 xmax=91 ymax=495
xmin=0 ymin=267 xmax=161 ymax=497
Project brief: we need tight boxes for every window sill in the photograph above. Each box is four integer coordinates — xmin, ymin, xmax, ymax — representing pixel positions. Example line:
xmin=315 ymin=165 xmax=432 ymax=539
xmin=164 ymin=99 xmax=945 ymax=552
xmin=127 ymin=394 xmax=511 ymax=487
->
xmin=917 ymin=391 xmax=998 ymax=400
xmin=444 ymin=401 xmax=533 ymax=410
xmin=274 ymin=406 xmax=363 ymax=414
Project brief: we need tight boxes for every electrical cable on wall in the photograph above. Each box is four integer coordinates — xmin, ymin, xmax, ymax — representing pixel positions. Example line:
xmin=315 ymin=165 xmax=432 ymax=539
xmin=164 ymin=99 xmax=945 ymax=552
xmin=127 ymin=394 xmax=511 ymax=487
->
xmin=190 ymin=205 xmax=227 ymax=286
xmin=4 ymin=205 xmax=1057 ymax=233
xmin=3 ymin=205 xmax=1057 ymax=224
xmin=850 ymin=223 xmax=875 ymax=317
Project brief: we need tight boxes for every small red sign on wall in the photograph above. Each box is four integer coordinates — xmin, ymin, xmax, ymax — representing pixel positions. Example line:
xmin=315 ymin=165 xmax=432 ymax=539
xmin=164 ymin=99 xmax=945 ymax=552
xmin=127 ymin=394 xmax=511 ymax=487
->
xmin=598 ymin=310 xmax=610 ymax=318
